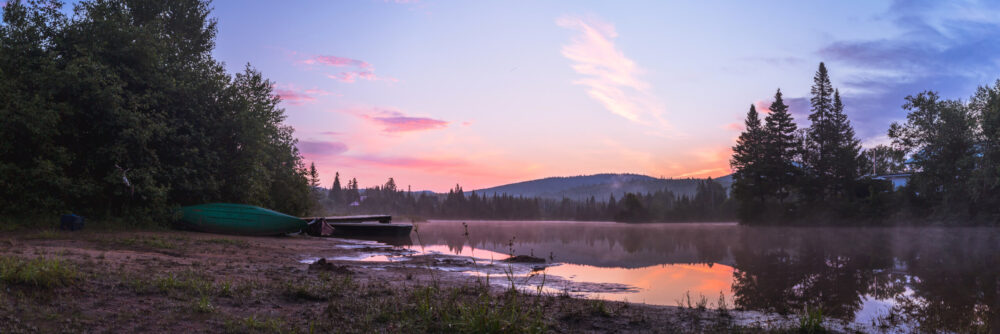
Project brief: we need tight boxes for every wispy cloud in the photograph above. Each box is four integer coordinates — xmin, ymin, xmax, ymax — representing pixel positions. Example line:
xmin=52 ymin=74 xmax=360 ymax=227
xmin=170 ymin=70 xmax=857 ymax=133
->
xmin=557 ymin=15 xmax=666 ymax=127
xmin=302 ymin=55 xmax=371 ymax=69
xmin=333 ymin=107 xmax=449 ymax=133
xmin=364 ymin=109 xmax=448 ymax=133
xmin=273 ymin=84 xmax=335 ymax=105
xmin=327 ymin=71 xmax=377 ymax=83
xmin=299 ymin=54 xmax=397 ymax=83
xmin=298 ymin=141 xmax=349 ymax=156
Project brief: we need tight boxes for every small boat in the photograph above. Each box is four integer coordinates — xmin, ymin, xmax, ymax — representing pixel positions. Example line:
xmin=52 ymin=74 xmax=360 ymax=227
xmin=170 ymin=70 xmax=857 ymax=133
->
xmin=304 ymin=215 xmax=413 ymax=237
xmin=178 ymin=203 xmax=307 ymax=236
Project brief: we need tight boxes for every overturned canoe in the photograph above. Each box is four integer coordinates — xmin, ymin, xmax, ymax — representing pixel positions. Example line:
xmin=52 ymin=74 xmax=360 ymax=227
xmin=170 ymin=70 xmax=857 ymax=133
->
xmin=178 ymin=203 xmax=307 ymax=236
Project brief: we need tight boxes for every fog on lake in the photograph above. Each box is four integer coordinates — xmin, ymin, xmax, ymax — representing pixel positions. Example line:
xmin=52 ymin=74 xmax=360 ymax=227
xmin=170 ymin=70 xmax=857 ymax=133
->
xmin=393 ymin=221 xmax=1000 ymax=331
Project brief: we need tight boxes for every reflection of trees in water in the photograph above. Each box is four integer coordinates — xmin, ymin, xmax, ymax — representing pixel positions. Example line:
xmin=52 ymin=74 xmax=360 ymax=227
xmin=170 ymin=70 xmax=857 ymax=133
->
xmin=890 ymin=231 xmax=999 ymax=332
xmin=729 ymin=227 xmax=997 ymax=331
xmin=729 ymin=229 xmax=901 ymax=320
xmin=412 ymin=222 xmax=739 ymax=267
xmin=412 ymin=222 xmax=998 ymax=330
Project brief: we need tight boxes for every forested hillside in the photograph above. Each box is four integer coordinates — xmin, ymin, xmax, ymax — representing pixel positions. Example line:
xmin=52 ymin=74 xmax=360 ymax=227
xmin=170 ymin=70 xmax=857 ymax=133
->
xmin=0 ymin=0 xmax=313 ymax=223
xmin=474 ymin=173 xmax=733 ymax=200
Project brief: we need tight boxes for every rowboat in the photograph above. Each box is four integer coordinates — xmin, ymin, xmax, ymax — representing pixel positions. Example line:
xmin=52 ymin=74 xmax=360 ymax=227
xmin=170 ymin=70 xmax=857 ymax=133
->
xmin=178 ymin=203 xmax=307 ymax=236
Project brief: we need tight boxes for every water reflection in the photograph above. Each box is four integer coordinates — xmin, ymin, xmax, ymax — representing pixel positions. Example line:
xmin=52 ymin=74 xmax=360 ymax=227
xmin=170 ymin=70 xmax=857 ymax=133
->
xmin=403 ymin=221 xmax=999 ymax=331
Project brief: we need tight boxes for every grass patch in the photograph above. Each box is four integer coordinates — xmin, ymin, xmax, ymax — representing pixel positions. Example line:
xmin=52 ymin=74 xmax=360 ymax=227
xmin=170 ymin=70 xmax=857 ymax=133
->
xmin=319 ymin=283 xmax=547 ymax=334
xmin=224 ymin=315 xmax=288 ymax=334
xmin=0 ymin=256 xmax=77 ymax=288
xmin=23 ymin=230 xmax=65 ymax=240
xmin=797 ymin=307 xmax=826 ymax=333
xmin=128 ymin=270 xmax=215 ymax=298
xmin=194 ymin=295 xmax=215 ymax=313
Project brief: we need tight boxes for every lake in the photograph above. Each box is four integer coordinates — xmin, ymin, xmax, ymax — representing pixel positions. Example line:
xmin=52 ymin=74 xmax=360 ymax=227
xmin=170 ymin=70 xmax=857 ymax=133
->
xmin=377 ymin=220 xmax=998 ymax=331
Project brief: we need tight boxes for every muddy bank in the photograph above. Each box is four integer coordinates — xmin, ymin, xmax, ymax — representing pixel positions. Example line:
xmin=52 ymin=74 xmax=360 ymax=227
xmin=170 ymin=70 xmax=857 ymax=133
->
xmin=0 ymin=230 xmax=833 ymax=333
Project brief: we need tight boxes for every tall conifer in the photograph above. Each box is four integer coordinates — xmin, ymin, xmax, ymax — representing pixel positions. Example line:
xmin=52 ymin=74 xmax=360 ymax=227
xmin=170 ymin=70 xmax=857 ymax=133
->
xmin=731 ymin=104 xmax=767 ymax=220
xmin=806 ymin=62 xmax=837 ymax=198
xmin=763 ymin=89 xmax=799 ymax=202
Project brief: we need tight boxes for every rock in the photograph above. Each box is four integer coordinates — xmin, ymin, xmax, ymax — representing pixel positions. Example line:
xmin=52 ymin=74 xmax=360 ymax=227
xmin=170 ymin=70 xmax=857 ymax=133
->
xmin=308 ymin=258 xmax=353 ymax=274
xmin=502 ymin=255 xmax=546 ymax=263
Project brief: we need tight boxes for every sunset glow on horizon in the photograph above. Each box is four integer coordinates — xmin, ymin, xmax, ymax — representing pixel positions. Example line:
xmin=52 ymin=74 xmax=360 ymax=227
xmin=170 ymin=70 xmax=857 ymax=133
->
xmin=209 ymin=0 xmax=1000 ymax=191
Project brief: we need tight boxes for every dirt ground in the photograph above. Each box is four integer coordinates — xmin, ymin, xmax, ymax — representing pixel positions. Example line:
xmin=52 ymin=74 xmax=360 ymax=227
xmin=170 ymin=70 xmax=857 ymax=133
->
xmin=0 ymin=230 xmax=814 ymax=333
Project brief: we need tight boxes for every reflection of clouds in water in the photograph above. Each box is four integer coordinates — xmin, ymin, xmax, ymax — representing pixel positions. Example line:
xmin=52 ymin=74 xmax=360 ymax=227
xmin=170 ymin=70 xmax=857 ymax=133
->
xmin=409 ymin=221 xmax=1000 ymax=332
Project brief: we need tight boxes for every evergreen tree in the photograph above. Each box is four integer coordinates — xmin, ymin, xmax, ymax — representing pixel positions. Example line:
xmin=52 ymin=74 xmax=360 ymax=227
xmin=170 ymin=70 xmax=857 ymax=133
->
xmin=308 ymin=163 xmax=320 ymax=188
xmin=731 ymin=104 xmax=767 ymax=221
xmin=830 ymin=89 xmax=862 ymax=193
xmin=805 ymin=62 xmax=837 ymax=199
xmin=329 ymin=172 xmax=343 ymax=204
xmin=762 ymin=89 xmax=799 ymax=203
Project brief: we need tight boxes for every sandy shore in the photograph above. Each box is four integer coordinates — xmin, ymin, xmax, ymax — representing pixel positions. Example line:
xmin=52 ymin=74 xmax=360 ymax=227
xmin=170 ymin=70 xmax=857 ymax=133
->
xmin=0 ymin=229 xmax=821 ymax=333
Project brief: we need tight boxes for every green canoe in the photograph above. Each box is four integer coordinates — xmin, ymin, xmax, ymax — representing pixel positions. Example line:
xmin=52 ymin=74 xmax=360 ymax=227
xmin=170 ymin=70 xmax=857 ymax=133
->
xmin=178 ymin=203 xmax=307 ymax=236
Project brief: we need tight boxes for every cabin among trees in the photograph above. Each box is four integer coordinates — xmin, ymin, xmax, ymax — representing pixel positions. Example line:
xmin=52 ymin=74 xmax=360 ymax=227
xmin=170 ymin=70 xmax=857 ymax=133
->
xmin=730 ymin=62 xmax=1000 ymax=225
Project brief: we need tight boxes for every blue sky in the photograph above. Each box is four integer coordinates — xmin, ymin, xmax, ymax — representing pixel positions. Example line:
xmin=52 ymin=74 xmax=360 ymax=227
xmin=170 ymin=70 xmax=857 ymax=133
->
xmin=82 ymin=0 xmax=1000 ymax=190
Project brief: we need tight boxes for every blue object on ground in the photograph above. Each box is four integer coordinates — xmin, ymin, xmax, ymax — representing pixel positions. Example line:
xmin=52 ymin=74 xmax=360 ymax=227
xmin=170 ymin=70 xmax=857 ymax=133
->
xmin=60 ymin=214 xmax=85 ymax=231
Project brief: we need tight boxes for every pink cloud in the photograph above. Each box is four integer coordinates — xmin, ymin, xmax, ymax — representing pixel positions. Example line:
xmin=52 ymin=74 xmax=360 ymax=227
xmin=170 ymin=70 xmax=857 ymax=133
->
xmin=722 ymin=122 xmax=743 ymax=132
xmin=367 ymin=115 xmax=448 ymax=132
xmin=302 ymin=55 xmax=371 ymax=69
xmin=274 ymin=89 xmax=316 ymax=105
xmin=273 ymin=85 xmax=337 ymax=105
xmin=327 ymin=71 xmax=376 ymax=83
xmin=297 ymin=141 xmax=348 ymax=156
xmin=297 ymin=54 xmax=397 ymax=83
xmin=557 ymin=15 xmax=667 ymax=127
xmin=334 ymin=107 xmax=449 ymax=133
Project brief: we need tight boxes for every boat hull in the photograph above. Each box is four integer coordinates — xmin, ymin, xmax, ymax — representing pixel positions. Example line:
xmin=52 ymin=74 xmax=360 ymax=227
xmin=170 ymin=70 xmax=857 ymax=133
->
xmin=178 ymin=203 xmax=306 ymax=236
xmin=328 ymin=223 xmax=413 ymax=237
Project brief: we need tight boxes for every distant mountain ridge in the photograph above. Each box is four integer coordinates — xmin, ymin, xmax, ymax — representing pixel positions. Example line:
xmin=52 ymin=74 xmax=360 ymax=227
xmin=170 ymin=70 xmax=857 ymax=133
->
xmin=472 ymin=173 xmax=732 ymax=201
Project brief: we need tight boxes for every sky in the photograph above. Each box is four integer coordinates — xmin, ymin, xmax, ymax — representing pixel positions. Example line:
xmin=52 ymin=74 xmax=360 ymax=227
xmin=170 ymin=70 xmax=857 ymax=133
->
xmin=206 ymin=0 xmax=1000 ymax=192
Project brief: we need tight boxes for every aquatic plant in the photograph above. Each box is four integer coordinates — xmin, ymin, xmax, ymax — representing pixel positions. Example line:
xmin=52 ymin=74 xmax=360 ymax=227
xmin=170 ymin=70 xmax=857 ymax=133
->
xmin=798 ymin=306 xmax=826 ymax=333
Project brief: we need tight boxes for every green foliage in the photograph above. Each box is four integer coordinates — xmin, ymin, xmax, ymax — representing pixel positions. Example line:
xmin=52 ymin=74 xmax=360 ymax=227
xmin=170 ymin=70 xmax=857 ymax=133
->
xmin=0 ymin=0 xmax=312 ymax=223
xmin=890 ymin=91 xmax=978 ymax=218
xmin=797 ymin=307 xmax=826 ymax=333
xmin=762 ymin=89 xmax=800 ymax=205
xmin=0 ymin=256 xmax=77 ymax=288
xmin=731 ymin=104 xmax=768 ymax=221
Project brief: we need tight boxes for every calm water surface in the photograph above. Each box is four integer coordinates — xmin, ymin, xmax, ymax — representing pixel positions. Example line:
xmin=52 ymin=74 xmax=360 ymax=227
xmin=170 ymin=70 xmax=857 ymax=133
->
xmin=377 ymin=220 xmax=999 ymax=331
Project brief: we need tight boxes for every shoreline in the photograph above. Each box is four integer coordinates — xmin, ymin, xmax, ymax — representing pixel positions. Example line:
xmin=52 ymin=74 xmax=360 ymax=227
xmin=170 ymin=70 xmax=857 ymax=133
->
xmin=0 ymin=229 xmax=848 ymax=333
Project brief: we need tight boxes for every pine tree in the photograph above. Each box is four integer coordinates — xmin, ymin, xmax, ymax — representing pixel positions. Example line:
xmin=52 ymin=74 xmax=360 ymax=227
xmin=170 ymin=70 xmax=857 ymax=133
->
xmin=830 ymin=89 xmax=861 ymax=193
xmin=731 ymin=104 xmax=767 ymax=221
xmin=329 ymin=172 xmax=343 ymax=204
xmin=806 ymin=62 xmax=837 ymax=199
xmin=308 ymin=163 xmax=320 ymax=188
xmin=763 ymin=89 xmax=799 ymax=202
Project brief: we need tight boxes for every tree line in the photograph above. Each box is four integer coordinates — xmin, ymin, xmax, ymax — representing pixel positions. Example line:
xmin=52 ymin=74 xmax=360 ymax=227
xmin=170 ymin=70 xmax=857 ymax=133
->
xmin=319 ymin=174 xmax=735 ymax=222
xmin=731 ymin=62 xmax=1000 ymax=225
xmin=0 ymin=0 xmax=313 ymax=223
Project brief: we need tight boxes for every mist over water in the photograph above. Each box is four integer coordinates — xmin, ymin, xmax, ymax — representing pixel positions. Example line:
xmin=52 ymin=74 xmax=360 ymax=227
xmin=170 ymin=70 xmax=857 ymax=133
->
xmin=407 ymin=221 xmax=999 ymax=331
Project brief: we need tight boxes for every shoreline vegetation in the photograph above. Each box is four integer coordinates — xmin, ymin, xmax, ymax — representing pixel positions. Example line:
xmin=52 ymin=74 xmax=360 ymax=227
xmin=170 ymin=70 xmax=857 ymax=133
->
xmin=0 ymin=228 xmax=853 ymax=333
xmin=730 ymin=63 xmax=1000 ymax=226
